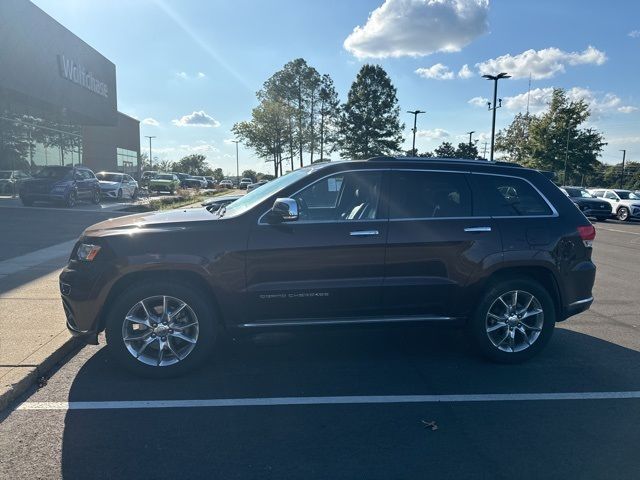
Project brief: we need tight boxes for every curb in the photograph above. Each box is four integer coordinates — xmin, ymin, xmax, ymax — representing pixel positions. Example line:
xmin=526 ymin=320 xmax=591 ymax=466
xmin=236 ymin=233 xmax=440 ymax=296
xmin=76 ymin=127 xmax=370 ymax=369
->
xmin=0 ymin=334 xmax=82 ymax=412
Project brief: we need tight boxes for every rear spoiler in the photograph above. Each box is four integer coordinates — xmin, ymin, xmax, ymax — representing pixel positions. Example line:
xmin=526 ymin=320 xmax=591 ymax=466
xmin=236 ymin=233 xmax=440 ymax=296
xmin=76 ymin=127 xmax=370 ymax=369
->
xmin=537 ymin=170 xmax=556 ymax=181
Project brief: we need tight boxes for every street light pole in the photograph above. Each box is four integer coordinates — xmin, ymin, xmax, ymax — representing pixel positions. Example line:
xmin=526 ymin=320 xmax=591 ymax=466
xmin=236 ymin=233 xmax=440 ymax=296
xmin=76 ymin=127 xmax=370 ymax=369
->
xmin=144 ymin=135 xmax=156 ymax=170
xmin=232 ymin=140 xmax=240 ymax=185
xmin=620 ymin=149 xmax=627 ymax=189
xmin=467 ymin=130 xmax=475 ymax=147
xmin=564 ymin=119 xmax=571 ymax=185
xmin=407 ymin=110 xmax=426 ymax=156
xmin=482 ymin=73 xmax=511 ymax=161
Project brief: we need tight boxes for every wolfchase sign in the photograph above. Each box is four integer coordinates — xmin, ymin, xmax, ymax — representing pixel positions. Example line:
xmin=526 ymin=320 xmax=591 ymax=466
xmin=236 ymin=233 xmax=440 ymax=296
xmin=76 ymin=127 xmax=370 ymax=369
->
xmin=58 ymin=54 xmax=109 ymax=99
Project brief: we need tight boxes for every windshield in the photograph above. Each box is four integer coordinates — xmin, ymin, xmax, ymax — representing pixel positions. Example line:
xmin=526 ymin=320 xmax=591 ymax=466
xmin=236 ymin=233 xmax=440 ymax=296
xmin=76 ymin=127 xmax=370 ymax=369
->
xmin=96 ymin=173 xmax=123 ymax=182
xmin=0 ymin=172 xmax=12 ymax=179
xmin=564 ymin=188 xmax=594 ymax=198
xmin=616 ymin=191 xmax=640 ymax=200
xmin=33 ymin=167 xmax=72 ymax=180
xmin=222 ymin=168 xmax=316 ymax=217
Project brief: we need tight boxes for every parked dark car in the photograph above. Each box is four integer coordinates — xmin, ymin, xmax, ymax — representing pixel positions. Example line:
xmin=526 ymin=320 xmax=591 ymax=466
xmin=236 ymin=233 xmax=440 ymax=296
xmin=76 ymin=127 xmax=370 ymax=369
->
xmin=204 ymin=176 xmax=216 ymax=188
xmin=0 ymin=170 xmax=31 ymax=195
xmin=560 ymin=186 xmax=612 ymax=221
xmin=60 ymin=157 xmax=596 ymax=376
xmin=201 ymin=194 xmax=242 ymax=212
xmin=20 ymin=165 xmax=101 ymax=207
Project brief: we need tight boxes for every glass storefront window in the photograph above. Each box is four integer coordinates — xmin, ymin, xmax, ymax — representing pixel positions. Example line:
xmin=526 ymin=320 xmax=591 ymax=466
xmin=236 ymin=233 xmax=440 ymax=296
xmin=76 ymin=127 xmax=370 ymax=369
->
xmin=117 ymin=147 xmax=137 ymax=174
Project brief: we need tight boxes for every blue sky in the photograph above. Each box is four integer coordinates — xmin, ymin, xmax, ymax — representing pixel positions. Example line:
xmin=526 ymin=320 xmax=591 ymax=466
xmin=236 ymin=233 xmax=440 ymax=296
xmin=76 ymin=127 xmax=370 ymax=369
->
xmin=33 ymin=0 xmax=640 ymax=174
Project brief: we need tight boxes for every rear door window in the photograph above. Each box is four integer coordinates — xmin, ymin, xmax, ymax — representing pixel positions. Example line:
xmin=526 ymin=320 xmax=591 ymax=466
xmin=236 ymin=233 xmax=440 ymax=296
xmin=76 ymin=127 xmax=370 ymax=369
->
xmin=389 ymin=170 xmax=472 ymax=219
xmin=472 ymin=174 xmax=553 ymax=217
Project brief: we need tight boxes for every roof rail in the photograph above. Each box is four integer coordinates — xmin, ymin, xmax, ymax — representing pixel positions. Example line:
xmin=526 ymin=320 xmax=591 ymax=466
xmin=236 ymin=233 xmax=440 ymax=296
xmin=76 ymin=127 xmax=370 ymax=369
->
xmin=365 ymin=156 xmax=525 ymax=168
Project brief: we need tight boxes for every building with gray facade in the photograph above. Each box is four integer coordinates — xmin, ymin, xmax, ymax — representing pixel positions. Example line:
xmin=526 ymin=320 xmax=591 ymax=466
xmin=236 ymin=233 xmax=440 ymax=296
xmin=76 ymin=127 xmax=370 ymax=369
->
xmin=0 ymin=0 xmax=140 ymax=176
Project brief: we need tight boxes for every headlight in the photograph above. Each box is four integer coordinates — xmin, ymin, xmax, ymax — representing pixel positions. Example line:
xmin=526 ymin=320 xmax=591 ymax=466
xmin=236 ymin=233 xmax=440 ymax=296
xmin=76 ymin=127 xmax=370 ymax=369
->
xmin=77 ymin=243 xmax=101 ymax=261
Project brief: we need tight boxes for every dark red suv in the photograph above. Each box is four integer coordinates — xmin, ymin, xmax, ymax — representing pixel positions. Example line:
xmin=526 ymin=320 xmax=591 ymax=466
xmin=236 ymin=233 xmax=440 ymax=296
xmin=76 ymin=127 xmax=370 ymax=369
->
xmin=60 ymin=158 xmax=596 ymax=376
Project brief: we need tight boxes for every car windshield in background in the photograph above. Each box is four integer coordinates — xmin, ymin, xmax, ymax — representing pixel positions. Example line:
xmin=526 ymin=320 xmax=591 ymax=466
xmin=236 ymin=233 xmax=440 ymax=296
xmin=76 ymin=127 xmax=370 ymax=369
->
xmin=222 ymin=167 xmax=315 ymax=217
xmin=565 ymin=188 xmax=594 ymax=198
xmin=33 ymin=167 xmax=72 ymax=179
xmin=616 ymin=191 xmax=640 ymax=200
xmin=96 ymin=173 xmax=123 ymax=182
xmin=0 ymin=172 xmax=12 ymax=179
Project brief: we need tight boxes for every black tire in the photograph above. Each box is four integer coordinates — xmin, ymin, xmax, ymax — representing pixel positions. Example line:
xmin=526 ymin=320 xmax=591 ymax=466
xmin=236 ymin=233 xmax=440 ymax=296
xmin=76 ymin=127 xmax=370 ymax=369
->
xmin=104 ymin=280 xmax=218 ymax=377
xmin=65 ymin=191 xmax=77 ymax=208
xmin=617 ymin=207 xmax=630 ymax=221
xmin=132 ymin=188 xmax=138 ymax=200
xmin=117 ymin=189 xmax=123 ymax=200
xmin=468 ymin=277 xmax=556 ymax=364
xmin=91 ymin=189 xmax=101 ymax=204
xmin=21 ymin=197 xmax=33 ymax=207
xmin=169 ymin=189 xmax=175 ymax=195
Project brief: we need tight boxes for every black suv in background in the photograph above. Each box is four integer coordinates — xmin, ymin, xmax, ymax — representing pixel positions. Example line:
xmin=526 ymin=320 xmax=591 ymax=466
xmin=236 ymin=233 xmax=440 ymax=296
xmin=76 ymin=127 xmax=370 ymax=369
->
xmin=60 ymin=158 xmax=596 ymax=376
xmin=560 ymin=186 xmax=612 ymax=221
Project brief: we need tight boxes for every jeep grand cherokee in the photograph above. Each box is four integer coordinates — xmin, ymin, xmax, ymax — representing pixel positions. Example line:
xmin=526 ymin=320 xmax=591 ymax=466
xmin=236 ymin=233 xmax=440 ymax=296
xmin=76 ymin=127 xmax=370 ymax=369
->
xmin=60 ymin=157 xmax=596 ymax=376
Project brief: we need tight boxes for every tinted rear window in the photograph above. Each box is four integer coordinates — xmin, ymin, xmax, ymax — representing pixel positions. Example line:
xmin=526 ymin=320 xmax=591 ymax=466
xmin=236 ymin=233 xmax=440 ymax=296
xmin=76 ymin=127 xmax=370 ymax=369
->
xmin=473 ymin=174 xmax=553 ymax=217
xmin=390 ymin=171 xmax=472 ymax=219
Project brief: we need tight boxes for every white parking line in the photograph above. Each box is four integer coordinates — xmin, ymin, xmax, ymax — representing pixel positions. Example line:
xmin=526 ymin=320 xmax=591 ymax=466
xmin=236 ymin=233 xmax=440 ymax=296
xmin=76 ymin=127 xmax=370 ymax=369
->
xmin=597 ymin=226 xmax=640 ymax=235
xmin=16 ymin=391 xmax=640 ymax=411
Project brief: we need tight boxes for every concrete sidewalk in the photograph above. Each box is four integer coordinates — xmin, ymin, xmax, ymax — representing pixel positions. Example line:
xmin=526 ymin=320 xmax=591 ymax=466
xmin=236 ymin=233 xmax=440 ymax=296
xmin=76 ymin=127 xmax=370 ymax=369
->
xmin=0 ymin=247 xmax=81 ymax=410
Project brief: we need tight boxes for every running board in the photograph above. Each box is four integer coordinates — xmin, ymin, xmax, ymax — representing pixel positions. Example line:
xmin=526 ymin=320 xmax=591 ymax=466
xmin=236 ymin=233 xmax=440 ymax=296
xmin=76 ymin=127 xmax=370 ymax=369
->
xmin=238 ymin=315 xmax=461 ymax=328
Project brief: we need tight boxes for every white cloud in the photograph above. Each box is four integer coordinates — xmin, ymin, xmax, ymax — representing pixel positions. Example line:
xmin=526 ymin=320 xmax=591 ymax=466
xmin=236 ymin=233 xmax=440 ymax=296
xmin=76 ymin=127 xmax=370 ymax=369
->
xmin=223 ymin=138 xmax=239 ymax=144
xmin=172 ymin=110 xmax=221 ymax=127
xmin=179 ymin=142 xmax=219 ymax=154
xmin=468 ymin=96 xmax=489 ymax=107
xmin=487 ymin=86 xmax=631 ymax=117
xmin=416 ymin=128 xmax=450 ymax=140
xmin=629 ymin=30 xmax=640 ymax=38
xmin=175 ymin=71 xmax=207 ymax=80
xmin=476 ymin=46 xmax=607 ymax=79
xmin=142 ymin=117 xmax=160 ymax=126
xmin=458 ymin=64 xmax=474 ymax=79
xmin=343 ymin=0 xmax=489 ymax=59
xmin=415 ymin=63 xmax=454 ymax=80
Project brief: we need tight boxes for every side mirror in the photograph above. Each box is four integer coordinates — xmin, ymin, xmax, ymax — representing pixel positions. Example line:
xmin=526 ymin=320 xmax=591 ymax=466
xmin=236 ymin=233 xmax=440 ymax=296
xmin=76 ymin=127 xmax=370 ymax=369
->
xmin=268 ymin=198 xmax=298 ymax=223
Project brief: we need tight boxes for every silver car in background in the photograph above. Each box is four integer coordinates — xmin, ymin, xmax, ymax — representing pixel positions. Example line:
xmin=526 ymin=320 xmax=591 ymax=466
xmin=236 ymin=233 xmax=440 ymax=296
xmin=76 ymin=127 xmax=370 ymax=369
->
xmin=588 ymin=188 xmax=640 ymax=221
xmin=96 ymin=172 xmax=139 ymax=200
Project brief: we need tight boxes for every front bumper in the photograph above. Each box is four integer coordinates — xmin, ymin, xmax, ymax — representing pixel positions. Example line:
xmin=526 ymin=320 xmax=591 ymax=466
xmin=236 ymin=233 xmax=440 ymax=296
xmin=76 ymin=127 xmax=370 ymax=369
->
xmin=59 ymin=260 xmax=111 ymax=345
xmin=100 ymin=188 xmax=119 ymax=198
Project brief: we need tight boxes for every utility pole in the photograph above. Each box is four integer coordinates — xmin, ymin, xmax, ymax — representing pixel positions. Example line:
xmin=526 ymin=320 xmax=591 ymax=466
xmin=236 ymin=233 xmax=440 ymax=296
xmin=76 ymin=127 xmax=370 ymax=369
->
xmin=406 ymin=110 xmax=426 ymax=156
xmin=232 ymin=140 xmax=240 ymax=185
xmin=144 ymin=135 xmax=156 ymax=169
xmin=564 ymin=119 xmax=571 ymax=185
xmin=482 ymin=73 xmax=511 ymax=161
xmin=620 ymin=149 xmax=627 ymax=189
xmin=467 ymin=131 xmax=475 ymax=147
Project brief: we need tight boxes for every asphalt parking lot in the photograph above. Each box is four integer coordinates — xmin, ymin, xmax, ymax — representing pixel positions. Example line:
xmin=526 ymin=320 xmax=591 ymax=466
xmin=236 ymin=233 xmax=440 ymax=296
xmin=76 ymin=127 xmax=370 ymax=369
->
xmin=1 ymin=215 xmax=640 ymax=479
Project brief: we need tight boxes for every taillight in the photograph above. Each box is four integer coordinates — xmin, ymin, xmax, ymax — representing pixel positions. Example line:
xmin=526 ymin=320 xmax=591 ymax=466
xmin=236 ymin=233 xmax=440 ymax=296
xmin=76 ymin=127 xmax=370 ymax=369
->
xmin=577 ymin=225 xmax=596 ymax=248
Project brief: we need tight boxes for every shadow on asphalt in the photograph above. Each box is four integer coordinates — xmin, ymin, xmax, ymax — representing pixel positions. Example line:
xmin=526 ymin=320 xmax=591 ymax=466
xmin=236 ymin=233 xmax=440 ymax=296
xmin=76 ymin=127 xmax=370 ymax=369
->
xmin=59 ymin=327 xmax=640 ymax=479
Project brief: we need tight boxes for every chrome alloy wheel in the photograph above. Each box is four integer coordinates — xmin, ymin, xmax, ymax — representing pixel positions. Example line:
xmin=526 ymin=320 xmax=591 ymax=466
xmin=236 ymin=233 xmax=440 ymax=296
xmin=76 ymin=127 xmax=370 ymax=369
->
xmin=485 ymin=290 xmax=544 ymax=353
xmin=122 ymin=295 xmax=199 ymax=367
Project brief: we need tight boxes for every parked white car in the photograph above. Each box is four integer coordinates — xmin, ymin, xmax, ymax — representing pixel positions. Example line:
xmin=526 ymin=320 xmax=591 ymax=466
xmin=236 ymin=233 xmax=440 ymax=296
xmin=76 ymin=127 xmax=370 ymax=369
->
xmin=588 ymin=188 xmax=640 ymax=221
xmin=96 ymin=172 xmax=139 ymax=200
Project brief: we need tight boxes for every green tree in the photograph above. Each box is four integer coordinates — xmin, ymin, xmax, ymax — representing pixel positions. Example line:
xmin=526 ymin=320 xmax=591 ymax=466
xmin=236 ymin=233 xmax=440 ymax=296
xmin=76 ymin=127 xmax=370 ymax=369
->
xmin=434 ymin=141 xmax=456 ymax=158
xmin=338 ymin=64 xmax=404 ymax=159
xmin=211 ymin=167 xmax=224 ymax=182
xmin=155 ymin=159 xmax=174 ymax=172
xmin=172 ymin=154 xmax=209 ymax=175
xmin=317 ymin=74 xmax=340 ymax=160
xmin=455 ymin=142 xmax=479 ymax=159
xmin=496 ymin=88 xmax=606 ymax=184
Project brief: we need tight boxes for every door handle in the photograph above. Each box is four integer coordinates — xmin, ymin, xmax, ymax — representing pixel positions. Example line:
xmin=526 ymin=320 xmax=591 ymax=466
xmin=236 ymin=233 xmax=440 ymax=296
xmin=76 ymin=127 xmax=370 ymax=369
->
xmin=464 ymin=226 xmax=492 ymax=232
xmin=350 ymin=230 xmax=379 ymax=236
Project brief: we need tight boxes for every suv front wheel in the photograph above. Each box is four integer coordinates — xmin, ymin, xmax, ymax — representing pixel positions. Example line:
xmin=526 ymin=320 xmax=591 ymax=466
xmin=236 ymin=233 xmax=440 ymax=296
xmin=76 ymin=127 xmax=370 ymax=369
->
xmin=105 ymin=280 xmax=217 ymax=377
xmin=469 ymin=277 xmax=555 ymax=363
xmin=617 ymin=207 xmax=630 ymax=221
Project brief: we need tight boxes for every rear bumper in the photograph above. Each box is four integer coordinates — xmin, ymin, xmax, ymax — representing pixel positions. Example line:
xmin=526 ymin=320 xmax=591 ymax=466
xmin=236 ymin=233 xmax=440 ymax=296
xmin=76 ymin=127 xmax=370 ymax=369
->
xmin=560 ymin=260 xmax=596 ymax=320
xmin=564 ymin=296 xmax=593 ymax=318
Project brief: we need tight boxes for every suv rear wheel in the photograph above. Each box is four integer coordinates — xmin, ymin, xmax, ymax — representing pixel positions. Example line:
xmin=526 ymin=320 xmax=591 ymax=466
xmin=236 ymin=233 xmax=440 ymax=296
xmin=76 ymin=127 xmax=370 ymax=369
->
xmin=105 ymin=280 xmax=217 ymax=377
xmin=469 ymin=277 xmax=555 ymax=363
